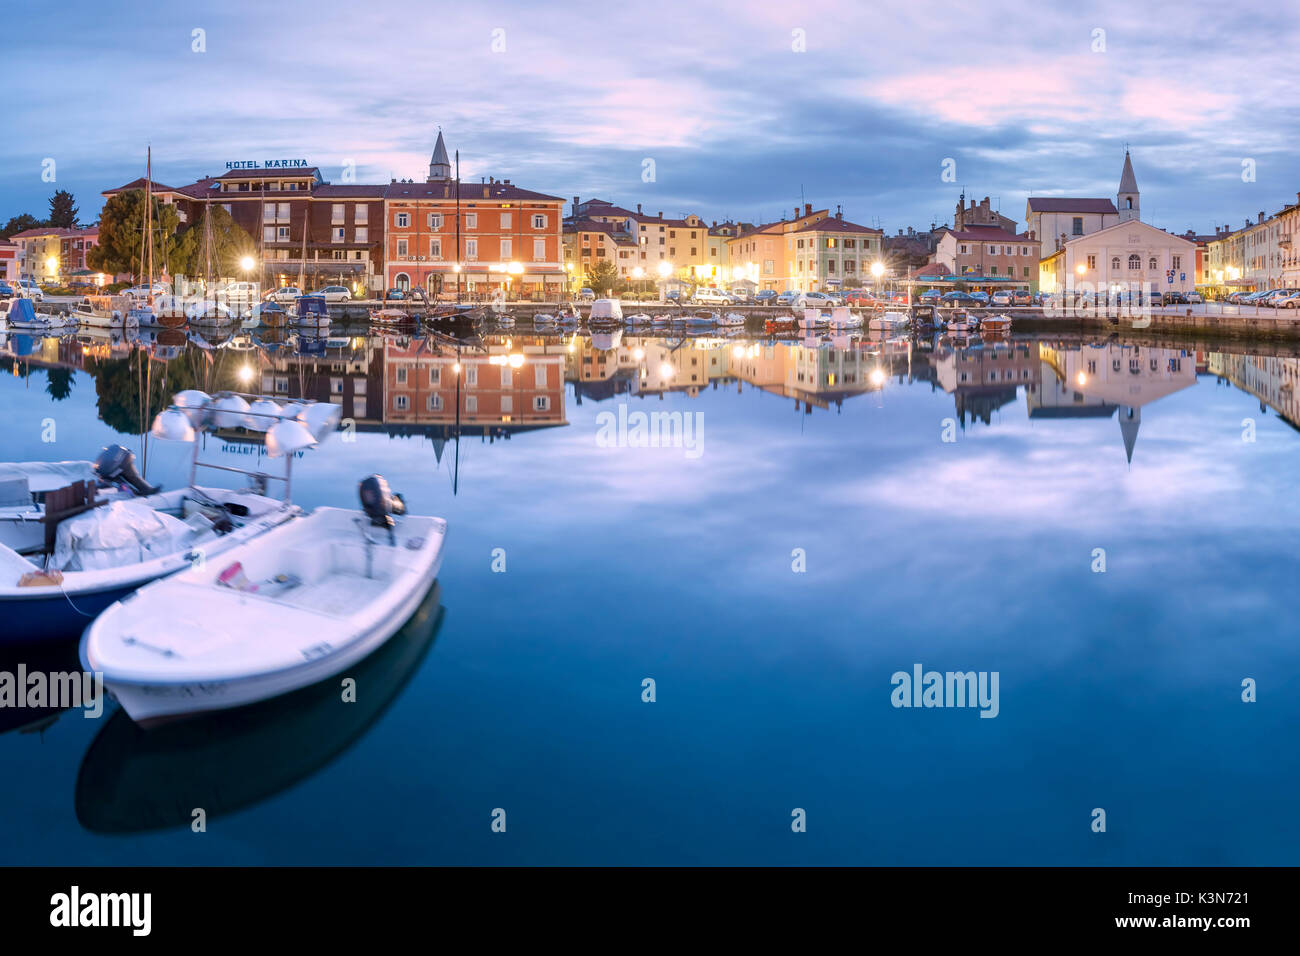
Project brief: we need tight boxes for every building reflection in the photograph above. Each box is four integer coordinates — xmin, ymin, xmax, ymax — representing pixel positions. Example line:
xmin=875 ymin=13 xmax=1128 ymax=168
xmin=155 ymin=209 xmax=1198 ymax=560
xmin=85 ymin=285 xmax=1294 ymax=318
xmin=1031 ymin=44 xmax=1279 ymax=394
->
xmin=1207 ymin=352 xmax=1300 ymax=429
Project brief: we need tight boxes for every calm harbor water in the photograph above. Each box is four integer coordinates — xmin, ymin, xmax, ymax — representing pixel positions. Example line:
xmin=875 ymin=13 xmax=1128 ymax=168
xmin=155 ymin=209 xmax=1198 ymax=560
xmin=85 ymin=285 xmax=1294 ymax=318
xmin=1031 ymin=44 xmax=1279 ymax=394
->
xmin=1 ymin=325 xmax=1298 ymax=865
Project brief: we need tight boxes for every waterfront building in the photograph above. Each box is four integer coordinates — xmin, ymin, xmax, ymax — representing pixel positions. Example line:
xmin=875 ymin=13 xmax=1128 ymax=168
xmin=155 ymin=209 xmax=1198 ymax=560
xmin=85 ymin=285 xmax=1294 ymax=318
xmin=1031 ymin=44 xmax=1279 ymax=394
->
xmin=383 ymin=131 xmax=566 ymax=299
xmin=103 ymin=166 xmax=385 ymax=293
xmin=934 ymin=226 xmax=1036 ymax=287
xmin=726 ymin=204 xmax=834 ymax=291
xmin=1038 ymin=219 xmax=1196 ymax=296
xmin=563 ymin=218 xmax=639 ymax=281
xmin=8 ymin=226 xmax=101 ymax=284
xmin=789 ymin=211 xmax=884 ymax=291
xmin=934 ymin=340 xmax=1042 ymax=428
xmin=0 ymin=241 xmax=17 ymax=282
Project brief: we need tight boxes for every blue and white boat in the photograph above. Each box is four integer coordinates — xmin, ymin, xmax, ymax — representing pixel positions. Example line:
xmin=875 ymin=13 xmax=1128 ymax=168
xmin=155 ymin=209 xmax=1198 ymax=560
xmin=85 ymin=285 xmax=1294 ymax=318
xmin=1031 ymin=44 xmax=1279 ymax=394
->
xmin=293 ymin=295 xmax=331 ymax=329
xmin=0 ymin=391 xmax=341 ymax=644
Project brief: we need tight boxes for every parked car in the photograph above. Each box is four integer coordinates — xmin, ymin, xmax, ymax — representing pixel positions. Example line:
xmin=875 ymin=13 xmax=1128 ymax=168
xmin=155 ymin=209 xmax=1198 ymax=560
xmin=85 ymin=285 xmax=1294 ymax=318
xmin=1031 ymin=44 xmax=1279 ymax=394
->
xmin=776 ymin=290 xmax=799 ymax=306
xmin=842 ymin=289 xmax=880 ymax=306
xmin=15 ymin=278 xmax=45 ymax=301
xmin=664 ymin=290 xmax=683 ymax=303
xmin=990 ymin=290 xmax=1014 ymax=306
xmin=967 ymin=291 xmax=990 ymax=305
xmin=728 ymin=289 xmax=755 ymax=305
xmin=754 ymin=289 xmax=778 ymax=304
xmin=0 ymin=281 xmax=15 ymax=299
xmin=265 ymin=286 xmax=303 ymax=304
xmin=919 ymin=288 xmax=944 ymax=303
xmin=1263 ymin=288 xmax=1296 ymax=307
xmin=793 ymin=291 xmax=841 ymax=308
xmin=694 ymin=287 xmax=737 ymax=305
xmin=1011 ymin=289 xmax=1034 ymax=306
xmin=1163 ymin=290 xmax=1188 ymax=305
xmin=1273 ymin=290 xmax=1300 ymax=309
xmin=940 ymin=291 xmax=978 ymax=305
xmin=578 ymin=287 xmax=595 ymax=301
xmin=1186 ymin=291 xmax=1204 ymax=304
xmin=312 ymin=285 xmax=352 ymax=303
xmin=381 ymin=288 xmax=406 ymax=301
xmin=122 ymin=282 xmax=170 ymax=300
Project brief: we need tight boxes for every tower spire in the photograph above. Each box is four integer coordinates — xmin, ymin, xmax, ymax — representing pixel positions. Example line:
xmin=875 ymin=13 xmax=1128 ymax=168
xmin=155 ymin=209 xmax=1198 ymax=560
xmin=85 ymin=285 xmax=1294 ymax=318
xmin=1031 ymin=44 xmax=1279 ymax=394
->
xmin=428 ymin=130 xmax=451 ymax=182
xmin=1118 ymin=149 xmax=1139 ymax=222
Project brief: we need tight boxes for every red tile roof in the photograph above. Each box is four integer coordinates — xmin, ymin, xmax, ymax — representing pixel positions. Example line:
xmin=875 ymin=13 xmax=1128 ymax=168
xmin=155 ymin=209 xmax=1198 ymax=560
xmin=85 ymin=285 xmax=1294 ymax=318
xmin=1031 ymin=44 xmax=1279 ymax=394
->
xmin=103 ymin=177 xmax=179 ymax=195
xmin=217 ymin=167 xmax=320 ymax=181
xmin=793 ymin=217 xmax=883 ymax=235
xmin=944 ymin=225 xmax=1027 ymax=242
xmin=385 ymin=180 xmax=563 ymax=203
xmin=315 ymin=184 xmax=386 ymax=198
xmin=8 ymin=226 xmax=97 ymax=240
xmin=1025 ymin=197 xmax=1118 ymax=214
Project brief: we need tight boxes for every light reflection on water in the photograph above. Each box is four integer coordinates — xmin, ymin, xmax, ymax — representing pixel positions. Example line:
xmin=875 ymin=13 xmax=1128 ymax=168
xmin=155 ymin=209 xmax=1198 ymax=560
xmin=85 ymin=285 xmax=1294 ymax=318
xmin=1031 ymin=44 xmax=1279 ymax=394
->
xmin=0 ymin=326 xmax=1298 ymax=865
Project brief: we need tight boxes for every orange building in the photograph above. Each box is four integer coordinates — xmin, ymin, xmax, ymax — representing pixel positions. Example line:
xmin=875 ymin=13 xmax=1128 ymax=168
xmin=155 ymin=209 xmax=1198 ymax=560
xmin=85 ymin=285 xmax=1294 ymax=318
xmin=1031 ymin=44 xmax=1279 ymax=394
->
xmin=726 ymin=204 xmax=831 ymax=291
xmin=383 ymin=132 xmax=566 ymax=300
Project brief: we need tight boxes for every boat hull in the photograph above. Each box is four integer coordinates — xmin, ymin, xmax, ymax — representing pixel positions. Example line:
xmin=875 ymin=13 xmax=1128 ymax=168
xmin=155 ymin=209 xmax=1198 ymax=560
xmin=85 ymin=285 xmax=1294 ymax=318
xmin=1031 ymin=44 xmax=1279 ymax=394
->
xmin=8 ymin=582 xmax=139 ymax=643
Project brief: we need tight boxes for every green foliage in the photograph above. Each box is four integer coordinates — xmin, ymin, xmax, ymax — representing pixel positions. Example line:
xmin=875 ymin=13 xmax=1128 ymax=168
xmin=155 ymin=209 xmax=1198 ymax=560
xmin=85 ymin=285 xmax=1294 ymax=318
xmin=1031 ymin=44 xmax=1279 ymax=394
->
xmin=584 ymin=259 xmax=619 ymax=296
xmin=44 ymin=367 xmax=75 ymax=402
xmin=47 ymin=190 xmax=79 ymax=229
xmin=88 ymin=190 xmax=184 ymax=280
xmin=174 ymin=204 xmax=257 ymax=279
xmin=1 ymin=213 xmax=42 ymax=240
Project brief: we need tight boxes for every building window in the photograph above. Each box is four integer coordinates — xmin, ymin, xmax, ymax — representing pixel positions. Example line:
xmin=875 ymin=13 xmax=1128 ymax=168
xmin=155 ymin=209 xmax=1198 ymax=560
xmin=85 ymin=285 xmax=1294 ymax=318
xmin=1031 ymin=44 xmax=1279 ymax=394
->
xmin=533 ymin=396 xmax=550 ymax=411
xmin=465 ymin=239 xmax=478 ymax=260
xmin=332 ymin=204 xmax=344 ymax=223
xmin=533 ymin=239 xmax=546 ymax=261
xmin=500 ymin=367 xmax=512 ymax=388
xmin=500 ymin=239 xmax=512 ymax=259
xmin=394 ymin=395 xmax=409 ymax=410
xmin=1128 ymin=254 xmax=1140 ymax=270
xmin=534 ymin=365 xmax=547 ymax=387
xmin=394 ymin=272 xmax=410 ymax=290
xmin=501 ymin=212 xmax=512 ymax=229
xmin=1087 ymin=255 xmax=1096 ymax=269
xmin=1072 ymin=217 xmax=1084 ymax=235
xmin=332 ymin=227 xmax=345 ymax=243
xmin=465 ymin=213 xmax=477 ymax=229
xmin=427 ymin=394 xmax=443 ymax=411
xmin=959 ymin=244 xmax=967 ymax=254
xmin=396 ymin=213 xmax=409 ymax=228
xmin=532 ymin=214 xmax=546 ymax=229
xmin=1173 ymin=255 xmax=1181 ymax=270
xmin=355 ymin=227 xmax=367 ymax=243
xmin=465 ymin=395 xmax=478 ymax=412
xmin=396 ymin=367 xmax=407 ymax=384
xmin=501 ymin=395 xmax=513 ymax=414
xmin=428 ymin=213 xmax=443 ymax=229
xmin=430 ymin=239 xmax=441 ymax=259
xmin=355 ymin=205 xmax=368 ymax=224
xmin=1149 ymin=257 xmax=1157 ymax=270
xmin=1111 ymin=256 xmax=1121 ymax=270
xmin=991 ymin=266 xmax=998 ymax=275
xmin=397 ymin=239 xmax=409 ymax=257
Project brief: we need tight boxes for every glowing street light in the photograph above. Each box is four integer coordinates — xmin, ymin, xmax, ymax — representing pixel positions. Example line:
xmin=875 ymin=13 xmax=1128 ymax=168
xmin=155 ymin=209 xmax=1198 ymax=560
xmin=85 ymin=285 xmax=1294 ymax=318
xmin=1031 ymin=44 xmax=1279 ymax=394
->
xmin=507 ymin=261 xmax=523 ymax=275
xmin=657 ymin=261 xmax=673 ymax=278
xmin=632 ymin=267 xmax=645 ymax=279
xmin=239 ymin=255 xmax=255 ymax=273
xmin=1076 ymin=263 xmax=1087 ymax=276
xmin=870 ymin=261 xmax=885 ymax=279
xmin=659 ymin=362 xmax=674 ymax=377
xmin=238 ymin=365 xmax=254 ymax=385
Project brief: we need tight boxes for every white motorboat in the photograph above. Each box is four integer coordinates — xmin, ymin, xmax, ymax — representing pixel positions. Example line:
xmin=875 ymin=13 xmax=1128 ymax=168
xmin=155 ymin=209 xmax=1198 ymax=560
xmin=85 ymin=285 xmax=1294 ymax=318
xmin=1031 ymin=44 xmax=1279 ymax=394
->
xmin=72 ymin=294 xmax=138 ymax=328
xmin=624 ymin=312 xmax=652 ymax=327
xmin=0 ymin=391 xmax=342 ymax=643
xmin=650 ymin=312 xmax=673 ymax=328
xmin=869 ymin=310 xmax=910 ymax=332
xmin=588 ymin=298 xmax=623 ymax=327
xmin=718 ymin=312 xmax=746 ymax=327
xmin=947 ymin=310 xmax=977 ymax=333
xmin=825 ymin=306 xmax=863 ymax=330
xmin=82 ymin=477 xmax=447 ymax=725
xmin=0 ymin=458 xmax=140 ymax=555
xmin=798 ymin=308 xmax=829 ymax=331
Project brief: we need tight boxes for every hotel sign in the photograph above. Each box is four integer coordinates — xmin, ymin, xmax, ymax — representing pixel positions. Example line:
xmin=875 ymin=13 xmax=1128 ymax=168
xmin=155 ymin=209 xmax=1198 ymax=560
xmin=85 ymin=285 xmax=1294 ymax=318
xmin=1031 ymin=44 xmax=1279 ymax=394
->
xmin=225 ymin=159 xmax=311 ymax=170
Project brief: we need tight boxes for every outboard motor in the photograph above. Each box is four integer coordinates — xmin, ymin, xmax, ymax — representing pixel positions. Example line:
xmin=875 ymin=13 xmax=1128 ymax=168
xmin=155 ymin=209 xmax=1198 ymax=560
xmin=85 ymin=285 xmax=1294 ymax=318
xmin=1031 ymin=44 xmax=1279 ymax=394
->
xmin=94 ymin=444 xmax=160 ymax=497
xmin=358 ymin=475 xmax=404 ymax=544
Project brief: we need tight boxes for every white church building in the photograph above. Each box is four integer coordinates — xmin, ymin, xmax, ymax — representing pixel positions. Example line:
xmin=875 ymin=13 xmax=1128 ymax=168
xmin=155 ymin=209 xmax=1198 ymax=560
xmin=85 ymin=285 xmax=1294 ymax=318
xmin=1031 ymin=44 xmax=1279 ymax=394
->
xmin=1038 ymin=152 xmax=1196 ymax=297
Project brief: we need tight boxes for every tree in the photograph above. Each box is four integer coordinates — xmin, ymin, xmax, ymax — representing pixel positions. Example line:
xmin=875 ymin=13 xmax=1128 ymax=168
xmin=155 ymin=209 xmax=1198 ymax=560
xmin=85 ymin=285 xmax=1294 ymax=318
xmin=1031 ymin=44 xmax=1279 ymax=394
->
xmin=47 ymin=190 xmax=79 ymax=228
xmin=174 ymin=204 xmax=257 ymax=279
xmin=1 ymin=213 xmax=42 ymax=240
xmin=45 ymin=367 xmax=75 ymax=402
xmin=584 ymin=259 xmax=619 ymax=296
xmin=88 ymin=189 xmax=183 ymax=280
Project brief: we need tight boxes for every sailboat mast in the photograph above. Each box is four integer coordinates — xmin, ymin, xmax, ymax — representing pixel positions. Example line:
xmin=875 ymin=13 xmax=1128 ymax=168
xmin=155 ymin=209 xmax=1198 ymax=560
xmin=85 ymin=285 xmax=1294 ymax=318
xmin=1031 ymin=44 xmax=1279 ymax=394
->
xmin=455 ymin=150 xmax=461 ymax=304
xmin=145 ymin=148 xmax=154 ymax=306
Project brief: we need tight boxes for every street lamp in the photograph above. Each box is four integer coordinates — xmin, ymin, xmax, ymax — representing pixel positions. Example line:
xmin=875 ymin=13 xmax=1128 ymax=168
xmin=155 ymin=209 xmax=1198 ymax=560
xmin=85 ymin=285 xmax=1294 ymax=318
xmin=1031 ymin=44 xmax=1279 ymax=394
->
xmin=657 ymin=261 xmax=673 ymax=278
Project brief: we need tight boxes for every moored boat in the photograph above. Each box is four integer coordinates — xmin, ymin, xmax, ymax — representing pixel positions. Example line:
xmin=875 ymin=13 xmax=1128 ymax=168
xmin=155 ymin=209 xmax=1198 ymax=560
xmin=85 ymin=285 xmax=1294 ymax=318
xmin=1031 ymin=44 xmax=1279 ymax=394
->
xmin=588 ymin=297 xmax=623 ymax=328
xmin=81 ymin=477 xmax=447 ymax=725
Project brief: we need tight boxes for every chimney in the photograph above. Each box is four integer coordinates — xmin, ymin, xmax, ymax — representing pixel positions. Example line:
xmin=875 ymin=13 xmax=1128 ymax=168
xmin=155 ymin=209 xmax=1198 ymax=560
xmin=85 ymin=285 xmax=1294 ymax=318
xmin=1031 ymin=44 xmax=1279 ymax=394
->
xmin=573 ymin=195 xmax=579 ymax=214
xmin=657 ymin=211 xmax=663 ymax=219
xmin=1029 ymin=230 xmax=1036 ymax=241
xmin=804 ymin=203 xmax=812 ymax=216
xmin=483 ymin=186 xmax=490 ymax=198
xmin=637 ymin=203 xmax=642 ymax=214
xmin=1259 ymin=211 xmax=1266 ymax=224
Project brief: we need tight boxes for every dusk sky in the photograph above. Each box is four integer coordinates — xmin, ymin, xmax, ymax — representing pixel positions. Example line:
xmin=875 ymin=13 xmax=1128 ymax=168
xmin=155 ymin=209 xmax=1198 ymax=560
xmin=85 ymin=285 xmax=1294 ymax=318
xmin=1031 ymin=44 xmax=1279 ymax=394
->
xmin=6 ymin=0 xmax=1297 ymax=235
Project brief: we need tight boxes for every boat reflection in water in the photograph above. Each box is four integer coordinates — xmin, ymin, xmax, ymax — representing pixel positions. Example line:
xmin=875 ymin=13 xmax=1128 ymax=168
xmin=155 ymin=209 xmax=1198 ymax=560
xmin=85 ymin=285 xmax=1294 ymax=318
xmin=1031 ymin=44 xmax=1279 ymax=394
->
xmin=74 ymin=582 xmax=444 ymax=834
xmin=0 ymin=637 xmax=86 ymax=737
